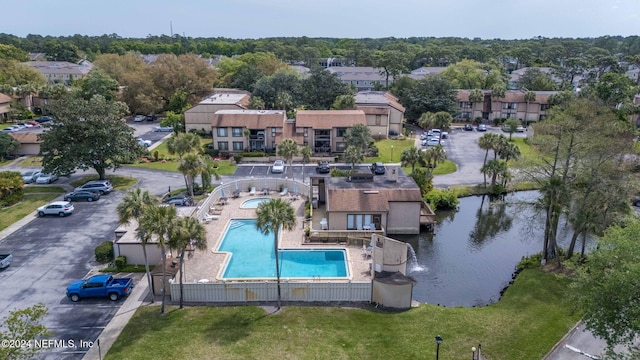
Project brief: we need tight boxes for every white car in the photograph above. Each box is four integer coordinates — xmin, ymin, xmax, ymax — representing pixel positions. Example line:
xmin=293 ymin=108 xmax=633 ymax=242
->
xmin=426 ymin=138 xmax=441 ymax=147
xmin=154 ymin=126 xmax=173 ymax=132
xmin=37 ymin=201 xmax=74 ymax=217
xmin=35 ymin=173 xmax=58 ymax=184
xmin=137 ymin=138 xmax=152 ymax=147
xmin=133 ymin=115 xmax=146 ymax=122
xmin=271 ymin=160 xmax=285 ymax=173
xmin=22 ymin=171 xmax=41 ymax=184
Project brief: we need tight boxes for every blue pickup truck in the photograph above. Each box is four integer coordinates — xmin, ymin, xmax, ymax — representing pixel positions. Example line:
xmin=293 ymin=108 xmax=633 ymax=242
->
xmin=66 ymin=274 xmax=133 ymax=302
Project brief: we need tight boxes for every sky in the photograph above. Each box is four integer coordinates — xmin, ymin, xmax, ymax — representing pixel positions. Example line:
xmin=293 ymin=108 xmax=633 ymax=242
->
xmin=2 ymin=0 xmax=639 ymax=40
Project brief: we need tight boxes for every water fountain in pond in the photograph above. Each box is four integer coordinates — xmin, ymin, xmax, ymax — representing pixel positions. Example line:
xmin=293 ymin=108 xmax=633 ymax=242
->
xmin=406 ymin=244 xmax=426 ymax=273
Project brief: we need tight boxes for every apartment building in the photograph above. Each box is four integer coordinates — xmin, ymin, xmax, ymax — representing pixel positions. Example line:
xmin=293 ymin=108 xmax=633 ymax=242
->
xmin=184 ymin=90 xmax=250 ymax=132
xmin=456 ymin=89 xmax=557 ymax=123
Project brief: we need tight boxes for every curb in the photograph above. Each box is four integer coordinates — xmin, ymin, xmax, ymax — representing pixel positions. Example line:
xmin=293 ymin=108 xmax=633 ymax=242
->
xmin=541 ymin=320 xmax=583 ymax=360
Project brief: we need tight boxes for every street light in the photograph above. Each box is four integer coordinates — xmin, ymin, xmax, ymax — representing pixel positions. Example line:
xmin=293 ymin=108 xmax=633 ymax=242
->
xmin=391 ymin=145 xmax=394 ymax=162
xmin=472 ymin=346 xmax=476 ymax=360
xmin=435 ymin=335 xmax=443 ymax=360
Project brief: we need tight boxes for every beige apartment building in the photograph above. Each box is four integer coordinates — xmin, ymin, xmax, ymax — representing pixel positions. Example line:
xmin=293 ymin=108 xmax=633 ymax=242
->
xmin=456 ymin=89 xmax=557 ymax=123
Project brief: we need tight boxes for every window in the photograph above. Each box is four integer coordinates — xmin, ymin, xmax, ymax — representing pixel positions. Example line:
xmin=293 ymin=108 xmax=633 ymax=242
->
xmin=217 ymin=128 xmax=228 ymax=137
xmin=375 ymin=115 xmax=381 ymax=125
xmin=336 ymin=128 xmax=348 ymax=137
xmin=271 ymin=127 xmax=276 ymax=136
xmin=460 ymin=112 xmax=471 ymax=119
xmin=232 ymin=127 xmax=243 ymax=137
xmin=460 ymin=101 xmax=472 ymax=108
xmin=335 ymin=142 xmax=347 ymax=151
xmin=232 ymin=142 xmax=244 ymax=151
xmin=539 ymin=114 xmax=546 ymax=121
xmin=502 ymin=102 xmax=517 ymax=110
xmin=347 ymin=214 xmax=376 ymax=230
xmin=304 ymin=128 xmax=308 ymax=137
xmin=218 ymin=141 xmax=229 ymax=150
xmin=502 ymin=113 xmax=516 ymax=119
xmin=540 ymin=104 xmax=550 ymax=111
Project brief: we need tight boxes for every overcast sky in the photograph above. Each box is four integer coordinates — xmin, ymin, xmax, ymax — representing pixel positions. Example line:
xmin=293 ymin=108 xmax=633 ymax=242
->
xmin=2 ymin=0 xmax=639 ymax=40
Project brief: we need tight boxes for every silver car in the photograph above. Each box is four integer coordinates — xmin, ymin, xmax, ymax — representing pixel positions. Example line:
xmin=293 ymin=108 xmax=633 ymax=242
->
xmin=22 ymin=171 xmax=41 ymax=184
xmin=35 ymin=173 xmax=59 ymax=184
xmin=37 ymin=201 xmax=74 ymax=217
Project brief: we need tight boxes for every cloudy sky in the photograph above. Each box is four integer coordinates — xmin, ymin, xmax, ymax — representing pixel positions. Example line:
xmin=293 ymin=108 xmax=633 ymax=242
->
xmin=2 ymin=0 xmax=638 ymax=39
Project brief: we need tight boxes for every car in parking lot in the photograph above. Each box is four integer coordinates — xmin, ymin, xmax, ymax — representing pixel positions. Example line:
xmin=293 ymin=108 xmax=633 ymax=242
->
xmin=35 ymin=116 xmax=53 ymax=123
xmin=64 ymin=190 xmax=101 ymax=202
xmin=316 ymin=161 xmax=331 ymax=174
xmin=162 ymin=195 xmax=194 ymax=207
xmin=464 ymin=124 xmax=473 ymax=131
xmin=35 ymin=173 xmax=58 ymax=184
xmin=271 ymin=160 xmax=285 ymax=173
xmin=75 ymin=180 xmax=113 ymax=195
xmin=370 ymin=162 xmax=386 ymax=175
xmin=517 ymin=125 xmax=526 ymax=132
xmin=426 ymin=138 xmax=441 ymax=146
xmin=1 ymin=126 xmax=19 ymax=132
xmin=137 ymin=138 xmax=152 ymax=147
xmin=22 ymin=171 xmax=41 ymax=184
xmin=154 ymin=125 xmax=173 ymax=132
xmin=146 ymin=114 xmax=157 ymax=121
xmin=37 ymin=201 xmax=74 ymax=217
xmin=477 ymin=124 xmax=487 ymax=132
xmin=441 ymin=131 xmax=449 ymax=139
xmin=133 ymin=115 xmax=146 ymax=122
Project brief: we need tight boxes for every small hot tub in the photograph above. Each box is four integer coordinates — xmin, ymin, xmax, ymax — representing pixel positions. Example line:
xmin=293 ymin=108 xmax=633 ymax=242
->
xmin=241 ymin=198 xmax=271 ymax=209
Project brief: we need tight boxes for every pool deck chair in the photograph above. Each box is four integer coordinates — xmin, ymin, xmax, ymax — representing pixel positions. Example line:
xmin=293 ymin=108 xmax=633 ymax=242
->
xmin=232 ymin=189 xmax=240 ymax=198
xmin=203 ymin=214 xmax=219 ymax=223
xmin=261 ymin=188 xmax=269 ymax=195
xmin=279 ymin=188 xmax=289 ymax=196
xmin=249 ymin=187 xmax=256 ymax=196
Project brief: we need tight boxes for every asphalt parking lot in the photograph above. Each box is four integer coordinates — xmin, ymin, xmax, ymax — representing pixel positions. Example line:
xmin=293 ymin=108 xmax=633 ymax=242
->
xmin=0 ymin=167 xmax=184 ymax=359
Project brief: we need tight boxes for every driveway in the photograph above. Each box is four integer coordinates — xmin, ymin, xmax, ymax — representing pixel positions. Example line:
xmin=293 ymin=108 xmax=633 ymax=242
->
xmin=0 ymin=167 xmax=184 ymax=359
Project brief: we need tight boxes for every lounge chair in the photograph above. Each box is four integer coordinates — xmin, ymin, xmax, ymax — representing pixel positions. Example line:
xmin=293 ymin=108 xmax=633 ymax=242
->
xmin=279 ymin=188 xmax=288 ymax=196
xmin=249 ymin=187 xmax=256 ymax=196
xmin=203 ymin=214 xmax=219 ymax=223
xmin=232 ymin=189 xmax=240 ymax=198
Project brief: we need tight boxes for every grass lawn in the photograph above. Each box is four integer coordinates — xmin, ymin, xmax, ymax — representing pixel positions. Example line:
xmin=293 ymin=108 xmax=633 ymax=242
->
xmin=70 ymin=175 xmax=138 ymax=190
xmin=106 ymin=269 xmax=578 ymax=360
xmin=129 ymin=158 xmax=237 ymax=175
xmin=23 ymin=186 xmax=66 ymax=194
xmin=366 ymin=139 xmax=415 ymax=163
xmin=401 ymin=160 xmax=457 ymax=177
xmin=0 ymin=193 xmax=61 ymax=231
xmin=18 ymin=156 xmax=43 ymax=167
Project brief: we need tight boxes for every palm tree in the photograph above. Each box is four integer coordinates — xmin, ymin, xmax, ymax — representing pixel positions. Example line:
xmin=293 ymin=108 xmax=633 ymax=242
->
xmin=400 ymin=147 xmax=421 ymax=174
xmin=178 ymin=154 xmax=206 ymax=197
xmin=498 ymin=141 xmax=521 ymax=162
xmin=478 ymin=133 xmax=500 ymax=188
xmin=468 ymin=89 xmax=484 ymax=113
xmin=255 ymin=198 xmax=297 ymax=309
xmin=431 ymin=145 xmax=447 ymax=168
xmin=300 ymin=146 xmax=312 ymax=184
xmin=139 ymin=205 xmax=178 ymax=314
xmin=523 ymin=90 xmax=536 ymax=125
xmin=343 ymin=145 xmax=364 ymax=170
xmin=200 ymin=156 xmax=220 ymax=191
xmin=167 ymin=132 xmax=201 ymax=161
xmin=116 ymin=188 xmax=159 ymax=303
xmin=418 ymin=112 xmax=434 ymax=131
xmin=168 ymin=216 xmax=207 ymax=309
xmin=276 ymin=139 xmax=299 ymax=181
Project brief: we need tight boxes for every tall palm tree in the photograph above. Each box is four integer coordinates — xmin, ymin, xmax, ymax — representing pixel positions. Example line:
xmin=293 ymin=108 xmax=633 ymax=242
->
xmin=178 ymin=154 xmax=206 ymax=197
xmin=200 ymin=156 xmax=220 ymax=191
xmin=139 ymin=205 xmax=178 ymax=314
xmin=431 ymin=145 xmax=447 ymax=168
xmin=418 ymin=112 xmax=434 ymax=131
xmin=523 ymin=90 xmax=537 ymax=125
xmin=343 ymin=145 xmax=364 ymax=170
xmin=300 ymin=146 xmax=312 ymax=184
xmin=168 ymin=216 xmax=207 ymax=309
xmin=255 ymin=198 xmax=297 ymax=309
xmin=400 ymin=147 xmax=421 ymax=174
xmin=478 ymin=133 xmax=500 ymax=188
xmin=116 ymin=188 xmax=159 ymax=303
xmin=276 ymin=139 xmax=299 ymax=181
xmin=468 ymin=89 xmax=484 ymax=116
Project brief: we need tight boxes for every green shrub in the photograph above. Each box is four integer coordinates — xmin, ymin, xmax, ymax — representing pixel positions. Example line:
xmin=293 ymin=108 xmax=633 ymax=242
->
xmin=100 ymin=264 xmax=155 ymax=273
xmin=241 ymin=152 xmax=266 ymax=158
xmin=95 ymin=241 xmax=114 ymax=263
xmin=425 ymin=188 xmax=460 ymax=210
xmin=517 ymin=253 xmax=543 ymax=271
xmin=0 ymin=171 xmax=24 ymax=207
xmin=115 ymin=255 xmax=127 ymax=270
xmin=233 ymin=154 xmax=243 ymax=163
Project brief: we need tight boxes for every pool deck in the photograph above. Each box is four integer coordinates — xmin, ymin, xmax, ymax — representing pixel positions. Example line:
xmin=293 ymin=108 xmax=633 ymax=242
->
xmin=182 ymin=191 xmax=374 ymax=283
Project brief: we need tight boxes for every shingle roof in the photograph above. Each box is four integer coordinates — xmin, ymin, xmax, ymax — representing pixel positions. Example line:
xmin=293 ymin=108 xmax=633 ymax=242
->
xmin=9 ymin=133 xmax=41 ymax=144
xmin=0 ymin=93 xmax=12 ymax=104
xmin=212 ymin=110 xmax=286 ymax=128
xmin=324 ymin=175 xmax=422 ymax=212
xmin=295 ymin=110 xmax=366 ymax=128
xmin=355 ymin=91 xmax=406 ymax=112
xmin=456 ymin=89 xmax=557 ymax=103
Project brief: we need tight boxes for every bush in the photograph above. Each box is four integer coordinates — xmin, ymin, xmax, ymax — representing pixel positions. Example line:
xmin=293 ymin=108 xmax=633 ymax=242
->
xmin=0 ymin=171 xmax=24 ymax=207
xmin=203 ymin=145 xmax=218 ymax=157
xmin=517 ymin=253 xmax=543 ymax=271
xmin=152 ymin=150 xmax=159 ymax=161
xmin=99 ymin=264 xmax=155 ymax=273
xmin=115 ymin=255 xmax=127 ymax=270
xmin=95 ymin=241 xmax=114 ymax=263
xmin=241 ymin=152 xmax=266 ymax=158
xmin=425 ymin=188 xmax=459 ymax=210
xmin=233 ymin=154 xmax=243 ymax=163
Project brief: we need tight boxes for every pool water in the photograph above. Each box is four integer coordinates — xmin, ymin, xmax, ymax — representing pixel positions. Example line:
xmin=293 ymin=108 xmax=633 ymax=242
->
xmin=241 ymin=198 xmax=270 ymax=209
xmin=217 ymin=219 xmax=349 ymax=279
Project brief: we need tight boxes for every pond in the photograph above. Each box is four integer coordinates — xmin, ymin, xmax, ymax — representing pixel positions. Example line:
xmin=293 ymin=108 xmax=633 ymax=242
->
xmin=396 ymin=191 xmax=593 ymax=307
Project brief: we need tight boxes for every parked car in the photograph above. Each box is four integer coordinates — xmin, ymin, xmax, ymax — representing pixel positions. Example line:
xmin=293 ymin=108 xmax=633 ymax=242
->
xmin=316 ymin=161 xmax=331 ymax=174
xmin=441 ymin=131 xmax=449 ymax=139
xmin=477 ymin=124 xmax=487 ymax=132
xmin=64 ymin=190 xmax=101 ymax=202
xmin=271 ymin=160 xmax=285 ymax=173
xmin=37 ymin=201 xmax=74 ymax=217
xmin=35 ymin=116 xmax=53 ymax=123
xmin=66 ymin=274 xmax=133 ymax=302
xmin=370 ymin=162 xmax=386 ymax=175
xmin=75 ymin=180 xmax=113 ymax=195
xmin=162 ymin=195 xmax=194 ymax=207
xmin=154 ymin=125 xmax=173 ymax=132
xmin=0 ymin=253 xmax=13 ymax=269
xmin=464 ymin=124 xmax=473 ymax=131
xmin=35 ymin=173 xmax=58 ymax=184
xmin=137 ymin=138 xmax=152 ymax=147
xmin=146 ymin=114 xmax=157 ymax=121
xmin=517 ymin=125 xmax=526 ymax=133
xmin=427 ymin=138 xmax=441 ymax=146
xmin=22 ymin=171 xmax=41 ymax=184
xmin=1 ymin=126 xmax=19 ymax=132
xmin=26 ymin=121 xmax=41 ymax=127
xmin=633 ymin=196 xmax=640 ymax=207
xmin=133 ymin=115 xmax=146 ymax=122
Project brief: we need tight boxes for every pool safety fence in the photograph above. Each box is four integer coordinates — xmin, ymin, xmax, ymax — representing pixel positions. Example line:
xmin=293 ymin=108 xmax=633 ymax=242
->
xmin=170 ymin=280 xmax=372 ymax=303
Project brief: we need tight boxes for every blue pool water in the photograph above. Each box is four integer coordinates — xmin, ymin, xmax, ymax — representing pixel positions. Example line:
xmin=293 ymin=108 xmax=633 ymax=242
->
xmin=217 ymin=219 xmax=349 ymax=279
xmin=240 ymin=198 xmax=270 ymax=209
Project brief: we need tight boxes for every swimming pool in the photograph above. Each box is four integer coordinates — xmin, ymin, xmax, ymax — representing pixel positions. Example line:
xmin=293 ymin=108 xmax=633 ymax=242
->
xmin=217 ymin=219 xmax=349 ymax=279
xmin=240 ymin=198 xmax=270 ymax=209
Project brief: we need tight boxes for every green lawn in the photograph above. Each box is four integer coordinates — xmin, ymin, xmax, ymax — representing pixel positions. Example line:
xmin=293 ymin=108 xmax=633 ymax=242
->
xmin=106 ymin=269 xmax=578 ymax=360
xmin=129 ymin=158 xmax=237 ymax=175
xmin=24 ymin=186 xmax=66 ymax=194
xmin=18 ymin=156 xmax=43 ymax=167
xmin=366 ymin=139 xmax=416 ymax=163
xmin=0 ymin=193 xmax=61 ymax=231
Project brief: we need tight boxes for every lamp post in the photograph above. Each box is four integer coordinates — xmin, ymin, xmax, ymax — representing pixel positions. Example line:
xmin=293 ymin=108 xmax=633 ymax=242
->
xmin=391 ymin=145 xmax=394 ymax=162
xmin=435 ymin=335 xmax=442 ymax=360
xmin=472 ymin=346 xmax=476 ymax=360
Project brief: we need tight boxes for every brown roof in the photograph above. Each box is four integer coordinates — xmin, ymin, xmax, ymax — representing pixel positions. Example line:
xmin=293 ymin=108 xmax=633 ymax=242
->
xmin=456 ymin=89 xmax=556 ymax=104
xmin=212 ymin=110 xmax=286 ymax=128
xmin=9 ymin=133 xmax=41 ymax=144
xmin=295 ymin=110 xmax=366 ymax=128
xmin=326 ymin=188 xmax=422 ymax=212
xmin=0 ymin=93 xmax=12 ymax=104
xmin=355 ymin=91 xmax=406 ymax=113
xmin=358 ymin=107 xmax=390 ymax=115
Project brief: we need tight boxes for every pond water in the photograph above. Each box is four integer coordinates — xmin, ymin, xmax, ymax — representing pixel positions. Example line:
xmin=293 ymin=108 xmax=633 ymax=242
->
xmin=396 ymin=191 xmax=593 ymax=307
